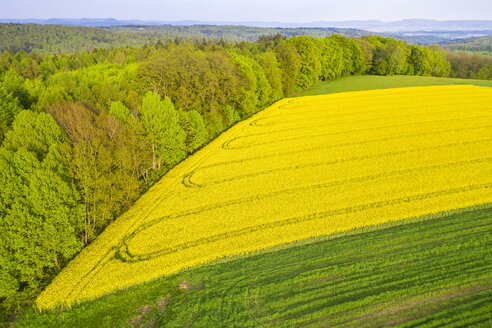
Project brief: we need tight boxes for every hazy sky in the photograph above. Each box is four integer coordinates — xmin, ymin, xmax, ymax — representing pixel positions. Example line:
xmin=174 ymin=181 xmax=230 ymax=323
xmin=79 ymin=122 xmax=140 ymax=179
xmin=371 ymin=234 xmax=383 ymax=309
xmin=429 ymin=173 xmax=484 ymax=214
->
xmin=2 ymin=0 xmax=491 ymax=21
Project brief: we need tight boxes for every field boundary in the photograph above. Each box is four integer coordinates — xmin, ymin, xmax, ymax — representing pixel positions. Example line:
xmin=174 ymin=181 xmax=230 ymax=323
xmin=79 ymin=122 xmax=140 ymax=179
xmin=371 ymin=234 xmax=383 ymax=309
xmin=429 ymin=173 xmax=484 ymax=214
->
xmin=173 ymin=202 xmax=492 ymax=273
xmin=45 ymin=203 xmax=491 ymax=312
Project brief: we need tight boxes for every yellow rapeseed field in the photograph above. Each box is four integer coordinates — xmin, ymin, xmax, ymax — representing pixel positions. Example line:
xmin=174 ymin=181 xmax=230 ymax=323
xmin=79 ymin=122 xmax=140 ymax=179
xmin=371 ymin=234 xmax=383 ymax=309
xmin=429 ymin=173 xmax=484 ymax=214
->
xmin=37 ymin=85 xmax=492 ymax=309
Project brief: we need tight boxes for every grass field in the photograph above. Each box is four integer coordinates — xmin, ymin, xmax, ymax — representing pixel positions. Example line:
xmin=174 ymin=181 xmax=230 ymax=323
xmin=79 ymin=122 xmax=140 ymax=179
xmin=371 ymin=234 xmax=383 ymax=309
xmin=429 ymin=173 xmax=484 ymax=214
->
xmin=19 ymin=207 xmax=492 ymax=327
xmin=294 ymin=75 xmax=492 ymax=97
xmin=35 ymin=84 xmax=492 ymax=310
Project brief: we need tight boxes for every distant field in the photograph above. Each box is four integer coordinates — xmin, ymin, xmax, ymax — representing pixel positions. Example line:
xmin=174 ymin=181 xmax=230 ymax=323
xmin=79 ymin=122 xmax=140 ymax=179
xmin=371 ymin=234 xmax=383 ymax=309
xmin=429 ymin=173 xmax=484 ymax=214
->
xmin=20 ymin=207 xmax=492 ymax=327
xmin=36 ymin=85 xmax=492 ymax=310
xmin=294 ymin=75 xmax=492 ymax=97
xmin=449 ymin=50 xmax=492 ymax=57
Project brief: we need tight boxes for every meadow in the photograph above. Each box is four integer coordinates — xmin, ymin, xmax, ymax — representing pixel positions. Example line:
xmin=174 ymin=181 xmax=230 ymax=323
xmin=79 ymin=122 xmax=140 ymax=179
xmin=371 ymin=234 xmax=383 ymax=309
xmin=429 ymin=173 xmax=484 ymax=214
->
xmin=294 ymin=75 xmax=492 ymax=97
xmin=20 ymin=207 xmax=492 ymax=327
xmin=36 ymin=84 xmax=492 ymax=310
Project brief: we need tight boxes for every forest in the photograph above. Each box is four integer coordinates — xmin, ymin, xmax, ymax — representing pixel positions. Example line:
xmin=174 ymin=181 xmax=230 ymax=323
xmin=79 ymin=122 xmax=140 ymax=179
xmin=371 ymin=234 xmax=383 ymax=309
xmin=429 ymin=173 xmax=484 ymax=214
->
xmin=0 ymin=23 xmax=366 ymax=54
xmin=0 ymin=30 xmax=490 ymax=320
xmin=0 ymin=23 xmax=164 ymax=54
xmin=442 ymin=36 xmax=492 ymax=55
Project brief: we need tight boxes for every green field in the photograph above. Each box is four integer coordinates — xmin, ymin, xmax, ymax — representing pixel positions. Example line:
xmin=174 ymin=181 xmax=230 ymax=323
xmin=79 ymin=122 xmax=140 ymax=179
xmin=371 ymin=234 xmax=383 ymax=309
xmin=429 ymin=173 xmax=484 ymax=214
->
xmin=294 ymin=75 xmax=492 ymax=97
xmin=18 ymin=207 xmax=492 ymax=327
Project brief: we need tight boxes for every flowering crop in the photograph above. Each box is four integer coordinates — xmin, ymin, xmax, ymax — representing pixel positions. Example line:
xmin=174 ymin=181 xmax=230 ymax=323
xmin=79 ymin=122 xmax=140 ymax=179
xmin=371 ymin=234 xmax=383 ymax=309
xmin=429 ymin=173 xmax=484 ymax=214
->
xmin=37 ymin=85 xmax=492 ymax=309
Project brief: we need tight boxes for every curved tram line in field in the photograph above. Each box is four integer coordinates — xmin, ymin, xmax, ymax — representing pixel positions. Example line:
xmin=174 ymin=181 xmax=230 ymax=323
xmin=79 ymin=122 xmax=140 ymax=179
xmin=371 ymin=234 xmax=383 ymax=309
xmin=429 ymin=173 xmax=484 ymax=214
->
xmin=64 ymin=155 xmax=492 ymax=301
xmin=228 ymin=113 xmax=490 ymax=149
xmin=187 ymin=131 xmax=492 ymax=188
xmin=37 ymin=86 xmax=492 ymax=309
xmin=116 ymin=180 xmax=492 ymax=263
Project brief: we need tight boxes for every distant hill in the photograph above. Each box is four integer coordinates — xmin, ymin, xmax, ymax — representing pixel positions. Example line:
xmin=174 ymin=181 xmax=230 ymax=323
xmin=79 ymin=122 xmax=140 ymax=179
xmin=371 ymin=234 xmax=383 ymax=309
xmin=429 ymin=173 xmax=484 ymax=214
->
xmin=0 ymin=23 xmax=163 ymax=54
xmin=1 ymin=18 xmax=491 ymax=32
xmin=315 ymin=19 xmax=492 ymax=32
xmin=0 ymin=18 xmax=125 ymax=26
xmin=2 ymin=18 xmax=491 ymax=45
xmin=0 ymin=23 xmax=372 ymax=54
xmin=107 ymin=25 xmax=372 ymax=42
xmin=2 ymin=20 xmax=492 ymax=55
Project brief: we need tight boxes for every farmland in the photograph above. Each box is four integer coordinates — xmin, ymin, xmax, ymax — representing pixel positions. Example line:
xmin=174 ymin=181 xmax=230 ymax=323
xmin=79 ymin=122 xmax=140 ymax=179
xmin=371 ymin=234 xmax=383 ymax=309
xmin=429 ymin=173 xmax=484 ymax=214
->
xmin=19 ymin=207 xmax=492 ymax=327
xmin=36 ymin=85 xmax=492 ymax=310
xmin=294 ymin=75 xmax=492 ymax=97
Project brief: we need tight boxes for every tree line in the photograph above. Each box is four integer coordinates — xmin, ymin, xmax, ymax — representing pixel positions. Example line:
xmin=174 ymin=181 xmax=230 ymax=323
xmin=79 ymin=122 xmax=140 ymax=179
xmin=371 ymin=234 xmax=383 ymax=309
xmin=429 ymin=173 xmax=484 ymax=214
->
xmin=445 ymin=51 xmax=492 ymax=79
xmin=0 ymin=33 xmax=481 ymax=319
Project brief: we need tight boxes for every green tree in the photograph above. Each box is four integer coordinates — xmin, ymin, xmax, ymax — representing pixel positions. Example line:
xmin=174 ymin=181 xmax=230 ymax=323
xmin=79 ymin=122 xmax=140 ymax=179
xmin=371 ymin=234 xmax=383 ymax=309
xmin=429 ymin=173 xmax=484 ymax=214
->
xmin=409 ymin=46 xmax=450 ymax=77
xmin=178 ymin=110 xmax=207 ymax=152
xmin=2 ymin=110 xmax=66 ymax=157
xmin=274 ymin=40 xmax=301 ymax=95
xmin=1 ymin=70 xmax=31 ymax=109
xmin=376 ymin=43 xmax=407 ymax=75
xmin=320 ymin=37 xmax=344 ymax=80
xmin=288 ymin=36 xmax=323 ymax=89
xmin=0 ymin=87 xmax=23 ymax=144
xmin=139 ymin=92 xmax=186 ymax=169
xmin=222 ymin=105 xmax=240 ymax=129
xmin=0 ymin=111 xmax=83 ymax=312
xmin=354 ymin=38 xmax=375 ymax=73
xmin=21 ymin=58 xmax=41 ymax=80
xmin=366 ymin=36 xmax=409 ymax=76
xmin=109 ymin=101 xmax=132 ymax=124
xmin=48 ymin=101 xmax=144 ymax=242
xmin=228 ymin=52 xmax=260 ymax=116
xmin=256 ymin=51 xmax=284 ymax=101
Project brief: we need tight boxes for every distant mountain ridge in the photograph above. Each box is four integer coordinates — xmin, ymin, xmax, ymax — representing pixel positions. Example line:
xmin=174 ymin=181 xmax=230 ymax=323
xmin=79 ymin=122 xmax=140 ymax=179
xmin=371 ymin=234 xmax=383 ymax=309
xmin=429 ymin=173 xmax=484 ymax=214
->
xmin=312 ymin=19 xmax=492 ymax=32
xmin=1 ymin=18 xmax=491 ymax=32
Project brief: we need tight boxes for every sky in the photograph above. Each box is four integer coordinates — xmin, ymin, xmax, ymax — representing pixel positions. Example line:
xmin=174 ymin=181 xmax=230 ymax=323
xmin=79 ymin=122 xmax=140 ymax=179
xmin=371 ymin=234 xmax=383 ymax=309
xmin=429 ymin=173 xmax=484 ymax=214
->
xmin=1 ymin=0 xmax=491 ymax=22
